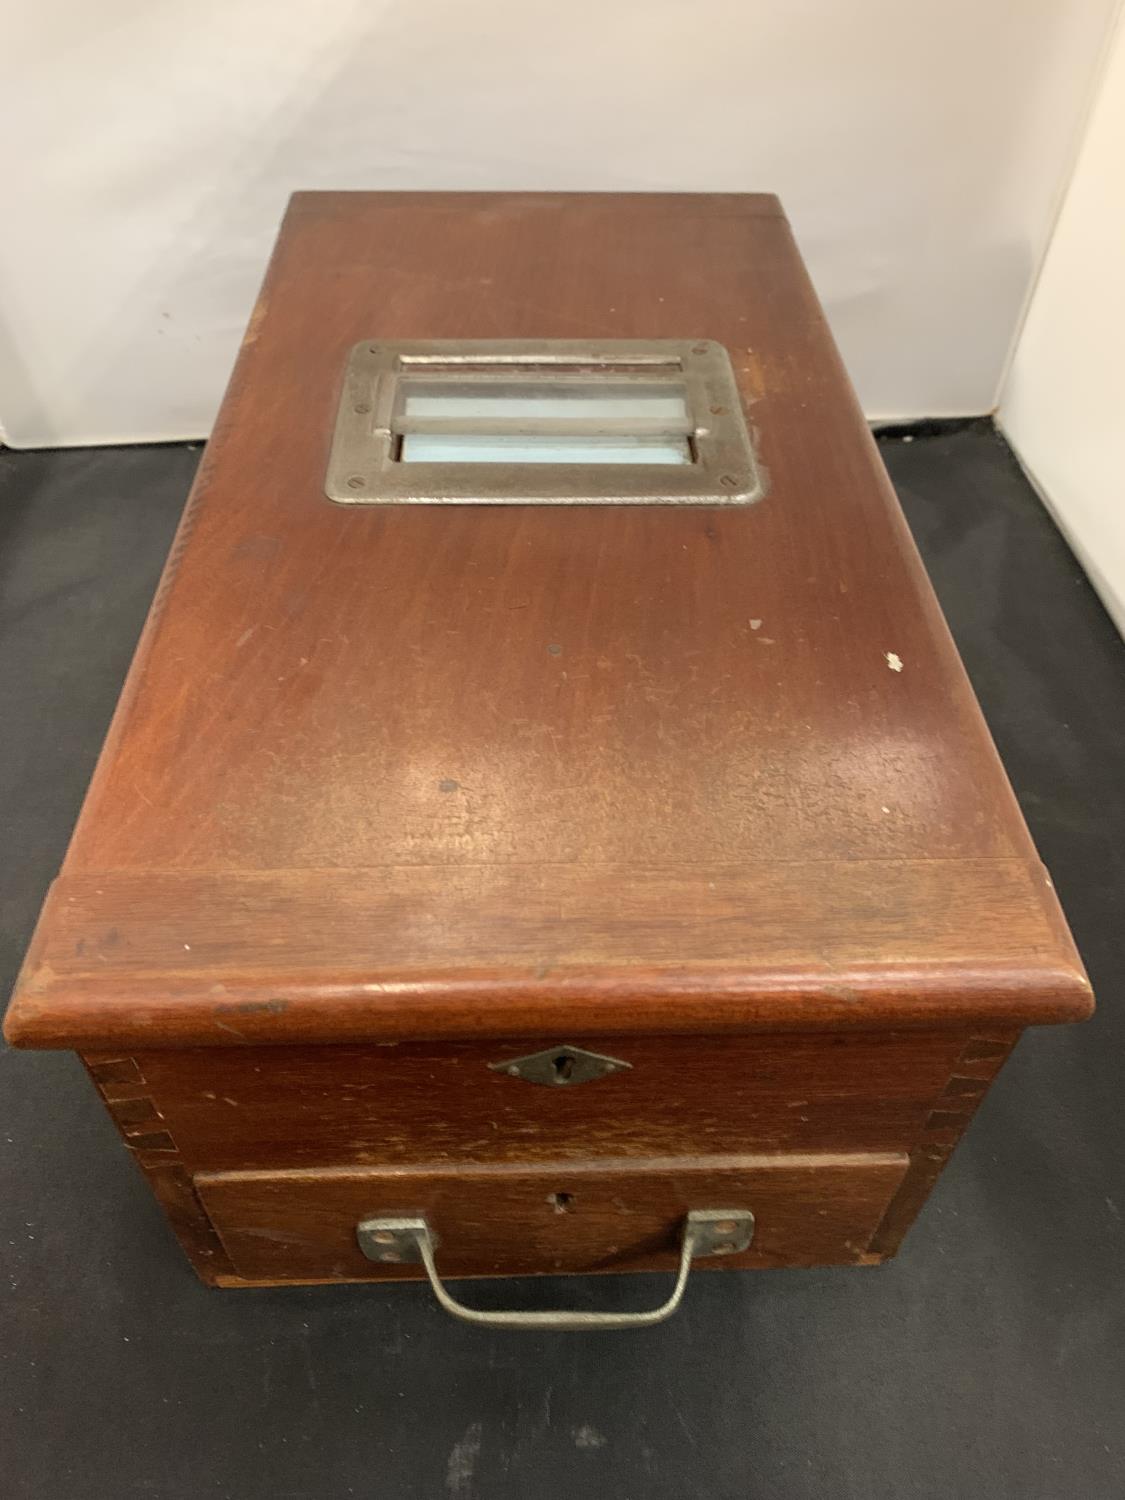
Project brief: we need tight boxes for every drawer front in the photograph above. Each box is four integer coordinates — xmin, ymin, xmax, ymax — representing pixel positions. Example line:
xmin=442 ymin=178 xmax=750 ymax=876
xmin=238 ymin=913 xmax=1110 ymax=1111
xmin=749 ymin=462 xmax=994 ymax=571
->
xmin=130 ymin=1030 xmax=966 ymax=1172
xmin=195 ymin=1152 xmax=909 ymax=1283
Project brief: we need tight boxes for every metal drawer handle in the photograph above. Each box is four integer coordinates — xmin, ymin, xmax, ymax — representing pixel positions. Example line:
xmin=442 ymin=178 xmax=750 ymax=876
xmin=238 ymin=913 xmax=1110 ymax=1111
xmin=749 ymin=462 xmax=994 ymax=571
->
xmin=356 ymin=1208 xmax=754 ymax=1330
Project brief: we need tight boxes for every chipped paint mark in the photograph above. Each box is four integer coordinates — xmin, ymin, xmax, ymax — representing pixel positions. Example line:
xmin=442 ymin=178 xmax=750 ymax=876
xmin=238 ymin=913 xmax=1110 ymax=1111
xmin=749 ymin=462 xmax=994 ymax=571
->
xmin=212 ymin=999 xmax=288 ymax=1039
xmin=214 ymin=998 xmax=289 ymax=1017
xmin=885 ymin=652 xmax=903 ymax=672
xmin=749 ymin=618 xmax=762 ymax=630
xmin=446 ymin=1422 xmax=483 ymax=1497
xmin=823 ymin=983 xmax=863 ymax=1004
xmin=235 ymin=627 xmax=257 ymax=649
xmin=20 ymin=963 xmax=54 ymax=995
xmin=547 ymin=643 xmax=563 ymax=657
xmin=212 ymin=1019 xmax=249 ymax=1040
xmin=243 ymin=293 xmax=270 ymax=345
xmin=573 ymin=1425 xmax=607 ymax=1450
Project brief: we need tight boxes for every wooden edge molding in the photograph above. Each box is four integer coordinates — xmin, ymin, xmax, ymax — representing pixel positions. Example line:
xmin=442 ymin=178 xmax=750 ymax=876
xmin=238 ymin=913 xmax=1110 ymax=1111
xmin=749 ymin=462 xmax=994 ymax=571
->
xmin=7 ymin=860 xmax=1092 ymax=1050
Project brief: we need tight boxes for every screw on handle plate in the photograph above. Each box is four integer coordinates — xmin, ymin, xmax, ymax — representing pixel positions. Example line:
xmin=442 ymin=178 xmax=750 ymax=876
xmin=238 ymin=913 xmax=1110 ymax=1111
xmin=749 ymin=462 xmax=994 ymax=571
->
xmin=356 ymin=1208 xmax=754 ymax=1330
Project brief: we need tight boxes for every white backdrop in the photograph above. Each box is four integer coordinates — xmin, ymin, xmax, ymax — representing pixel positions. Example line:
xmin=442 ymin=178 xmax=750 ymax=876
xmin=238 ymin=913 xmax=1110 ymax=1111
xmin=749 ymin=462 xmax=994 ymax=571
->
xmin=1001 ymin=12 xmax=1125 ymax=639
xmin=0 ymin=0 xmax=1117 ymax=447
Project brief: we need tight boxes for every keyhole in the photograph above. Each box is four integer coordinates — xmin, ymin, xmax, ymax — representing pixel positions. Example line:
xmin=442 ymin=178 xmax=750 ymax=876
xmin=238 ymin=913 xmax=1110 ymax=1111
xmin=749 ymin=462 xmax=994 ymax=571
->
xmin=552 ymin=1053 xmax=575 ymax=1083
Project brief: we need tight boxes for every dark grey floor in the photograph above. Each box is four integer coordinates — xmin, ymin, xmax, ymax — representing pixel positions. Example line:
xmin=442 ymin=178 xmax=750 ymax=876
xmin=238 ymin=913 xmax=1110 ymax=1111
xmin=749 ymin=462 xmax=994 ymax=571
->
xmin=1 ymin=425 xmax=1123 ymax=1500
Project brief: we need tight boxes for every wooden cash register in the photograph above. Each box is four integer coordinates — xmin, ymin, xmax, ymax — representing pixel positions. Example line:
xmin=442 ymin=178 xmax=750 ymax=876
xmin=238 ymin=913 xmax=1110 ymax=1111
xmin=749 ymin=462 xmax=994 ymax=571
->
xmin=4 ymin=192 xmax=1092 ymax=1329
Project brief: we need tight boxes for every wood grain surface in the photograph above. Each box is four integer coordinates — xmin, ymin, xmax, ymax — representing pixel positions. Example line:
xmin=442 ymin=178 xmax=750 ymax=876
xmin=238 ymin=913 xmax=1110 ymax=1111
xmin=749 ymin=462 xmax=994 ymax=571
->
xmin=117 ymin=1030 xmax=967 ymax=1171
xmin=7 ymin=858 xmax=1087 ymax=1047
xmin=196 ymin=1153 xmax=910 ymax=1283
xmin=3 ymin=191 xmax=1091 ymax=1048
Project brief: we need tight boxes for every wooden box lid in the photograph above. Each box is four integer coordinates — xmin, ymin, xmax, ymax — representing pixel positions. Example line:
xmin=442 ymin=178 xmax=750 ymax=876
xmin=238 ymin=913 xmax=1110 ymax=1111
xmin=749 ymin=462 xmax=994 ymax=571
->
xmin=5 ymin=192 xmax=1091 ymax=1050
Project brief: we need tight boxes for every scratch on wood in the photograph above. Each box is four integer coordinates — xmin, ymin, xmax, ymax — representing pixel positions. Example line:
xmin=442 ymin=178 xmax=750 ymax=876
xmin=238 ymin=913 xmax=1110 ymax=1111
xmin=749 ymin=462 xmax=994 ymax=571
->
xmin=214 ymin=1000 xmax=290 ymax=1017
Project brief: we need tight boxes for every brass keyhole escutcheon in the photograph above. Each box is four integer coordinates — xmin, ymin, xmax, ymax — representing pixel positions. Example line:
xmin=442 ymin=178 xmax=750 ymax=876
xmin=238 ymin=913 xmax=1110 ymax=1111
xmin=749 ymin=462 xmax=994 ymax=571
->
xmin=489 ymin=1045 xmax=631 ymax=1087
